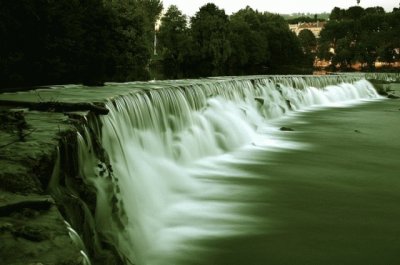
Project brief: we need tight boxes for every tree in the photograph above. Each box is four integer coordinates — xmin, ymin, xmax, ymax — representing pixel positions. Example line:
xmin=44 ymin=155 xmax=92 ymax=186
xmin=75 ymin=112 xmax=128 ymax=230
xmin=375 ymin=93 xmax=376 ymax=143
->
xmin=103 ymin=0 xmax=163 ymax=81
xmin=298 ymin=29 xmax=317 ymax=66
xmin=157 ymin=5 xmax=190 ymax=78
xmin=78 ymin=0 xmax=115 ymax=85
xmin=0 ymin=0 xmax=112 ymax=87
xmin=317 ymin=5 xmax=400 ymax=71
xmin=189 ymin=3 xmax=231 ymax=76
xmin=330 ymin=7 xmax=345 ymax=20
xmin=227 ymin=7 xmax=270 ymax=74
xmin=346 ymin=6 xmax=365 ymax=20
xmin=355 ymin=34 xmax=379 ymax=70
xmin=365 ymin=6 xmax=385 ymax=15
xmin=0 ymin=0 xmax=165 ymax=89
xmin=331 ymin=37 xmax=354 ymax=69
xmin=136 ymin=0 xmax=163 ymax=24
xmin=298 ymin=29 xmax=317 ymax=54
xmin=259 ymin=13 xmax=303 ymax=70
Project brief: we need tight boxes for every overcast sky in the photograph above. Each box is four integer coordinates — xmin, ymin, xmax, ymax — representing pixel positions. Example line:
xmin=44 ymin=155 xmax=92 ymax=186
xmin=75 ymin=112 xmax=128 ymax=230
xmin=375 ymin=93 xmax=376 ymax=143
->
xmin=162 ymin=0 xmax=398 ymax=16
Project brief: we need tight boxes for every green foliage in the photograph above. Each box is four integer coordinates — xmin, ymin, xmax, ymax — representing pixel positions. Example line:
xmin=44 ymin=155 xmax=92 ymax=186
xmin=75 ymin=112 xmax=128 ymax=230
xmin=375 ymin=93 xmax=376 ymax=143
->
xmin=262 ymin=13 xmax=304 ymax=69
xmin=189 ymin=3 xmax=231 ymax=76
xmin=329 ymin=7 xmax=346 ymax=21
xmin=298 ymin=29 xmax=317 ymax=54
xmin=346 ymin=6 xmax=365 ymax=20
xmin=0 ymin=0 xmax=162 ymax=88
xmin=319 ymin=5 xmax=400 ymax=71
xmin=158 ymin=4 xmax=308 ymax=78
xmin=0 ymin=1 xmax=312 ymax=85
xmin=157 ymin=5 xmax=190 ymax=78
xmin=365 ymin=6 xmax=385 ymax=15
xmin=298 ymin=29 xmax=317 ymax=65
xmin=227 ymin=7 xmax=270 ymax=74
xmin=104 ymin=0 xmax=160 ymax=81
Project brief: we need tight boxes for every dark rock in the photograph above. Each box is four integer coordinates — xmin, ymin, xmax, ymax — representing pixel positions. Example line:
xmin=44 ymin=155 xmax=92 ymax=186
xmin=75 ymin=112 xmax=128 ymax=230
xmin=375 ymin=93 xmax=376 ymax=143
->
xmin=286 ymin=100 xmax=293 ymax=110
xmin=367 ymin=78 xmax=391 ymax=85
xmin=0 ymin=110 xmax=85 ymax=264
xmin=280 ymin=127 xmax=294 ymax=131
xmin=0 ymin=109 xmax=29 ymax=136
xmin=0 ymin=202 xmax=84 ymax=264
xmin=0 ymin=100 xmax=109 ymax=115
xmin=0 ymin=167 xmax=43 ymax=193
xmin=370 ymin=81 xmax=389 ymax=96
xmin=82 ymin=80 xmax=105 ymax=87
xmin=12 ymin=225 xmax=49 ymax=242
xmin=254 ymin=97 xmax=264 ymax=105
xmin=379 ymin=90 xmax=389 ymax=96
xmin=388 ymin=94 xmax=399 ymax=99
xmin=0 ymin=221 xmax=13 ymax=232
xmin=0 ymin=197 xmax=53 ymax=217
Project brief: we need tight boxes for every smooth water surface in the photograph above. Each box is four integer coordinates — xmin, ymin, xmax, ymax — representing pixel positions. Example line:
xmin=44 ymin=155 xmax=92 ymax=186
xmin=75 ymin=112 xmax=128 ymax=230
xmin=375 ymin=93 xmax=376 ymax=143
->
xmin=153 ymin=98 xmax=400 ymax=265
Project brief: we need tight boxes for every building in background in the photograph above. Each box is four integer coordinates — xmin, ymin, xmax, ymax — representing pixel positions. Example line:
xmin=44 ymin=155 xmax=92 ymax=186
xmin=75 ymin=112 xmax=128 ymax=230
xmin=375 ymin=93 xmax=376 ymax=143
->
xmin=289 ymin=21 xmax=326 ymax=38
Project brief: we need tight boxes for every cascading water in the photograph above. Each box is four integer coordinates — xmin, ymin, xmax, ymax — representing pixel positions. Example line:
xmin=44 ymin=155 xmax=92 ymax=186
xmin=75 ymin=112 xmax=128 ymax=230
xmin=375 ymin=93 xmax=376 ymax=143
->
xmin=70 ymin=76 xmax=380 ymax=265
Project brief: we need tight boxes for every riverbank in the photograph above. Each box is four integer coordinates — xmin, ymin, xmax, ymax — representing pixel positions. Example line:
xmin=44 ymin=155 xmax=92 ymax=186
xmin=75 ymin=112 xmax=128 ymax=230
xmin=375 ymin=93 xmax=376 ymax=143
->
xmin=0 ymin=110 xmax=84 ymax=264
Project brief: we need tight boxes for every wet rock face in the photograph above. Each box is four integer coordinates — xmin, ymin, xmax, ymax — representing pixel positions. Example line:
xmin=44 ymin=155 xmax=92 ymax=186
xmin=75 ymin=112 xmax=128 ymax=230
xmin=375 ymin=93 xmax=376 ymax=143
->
xmin=0 ymin=193 xmax=84 ymax=265
xmin=388 ymin=94 xmax=400 ymax=99
xmin=0 ymin=110 xmax=84 ymax=265
xmin=0 ymin=110 xmax=71 ymax=193
xmin=0 ymin=105 xmax=123 ymax=265
xmin=280 ymin=126 xmax=294 ymax=131
xmin=369 ymin=79 xmax=400 ymax=99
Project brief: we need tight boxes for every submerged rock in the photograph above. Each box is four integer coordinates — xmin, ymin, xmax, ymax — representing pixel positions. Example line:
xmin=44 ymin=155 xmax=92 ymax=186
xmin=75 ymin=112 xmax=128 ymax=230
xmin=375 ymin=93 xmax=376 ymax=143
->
xmin=286 ymin=100 xmax=293 ymax=110
xmin=254 ymin=97 xmax=264 ymax=105
xmin=280 ymin=126 xmax=294 ymax=131
xmin=388 ymin=94 xmax=399 ymax=99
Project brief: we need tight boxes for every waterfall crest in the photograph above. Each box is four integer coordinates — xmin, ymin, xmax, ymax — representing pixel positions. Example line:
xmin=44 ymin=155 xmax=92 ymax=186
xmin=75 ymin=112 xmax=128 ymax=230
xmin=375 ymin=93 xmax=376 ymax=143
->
xmin=65 ymin=76 xmax=380 ymax=264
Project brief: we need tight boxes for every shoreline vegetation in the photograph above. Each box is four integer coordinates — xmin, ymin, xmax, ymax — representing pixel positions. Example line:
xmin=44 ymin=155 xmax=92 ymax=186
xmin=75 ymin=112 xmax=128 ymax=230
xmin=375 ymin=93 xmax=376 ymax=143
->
xmin=1 ymin=1 xmax=400 ymax=90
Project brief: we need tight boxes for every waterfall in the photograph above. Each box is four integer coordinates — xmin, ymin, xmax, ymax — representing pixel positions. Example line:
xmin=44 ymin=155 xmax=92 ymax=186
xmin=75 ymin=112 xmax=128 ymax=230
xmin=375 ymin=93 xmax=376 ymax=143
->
xmin=64 ymin=76 xmax=380 ymax=265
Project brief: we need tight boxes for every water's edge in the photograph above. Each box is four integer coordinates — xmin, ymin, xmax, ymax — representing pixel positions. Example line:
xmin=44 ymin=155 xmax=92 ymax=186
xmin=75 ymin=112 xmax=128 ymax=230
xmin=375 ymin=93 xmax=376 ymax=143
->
xmin=1 ymin=73 xmax=398 ymax=265
xmin=46 ymin=74 xmax=397 ymax=265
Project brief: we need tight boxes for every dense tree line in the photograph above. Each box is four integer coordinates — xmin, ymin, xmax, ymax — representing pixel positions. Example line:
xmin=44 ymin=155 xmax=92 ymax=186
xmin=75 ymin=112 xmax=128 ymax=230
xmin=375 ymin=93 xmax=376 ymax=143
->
xmin=0 ymin=0 xmax=162 ymax=88
xmin=157 ymin=4 xmax=308 ymax=79
xmin=318 ymin=6 xmax=400 ymax=71
xmin=0 ymin=1 xmax=313 ymax=87
xmin=5 ymin=2 xmax=397 ymax=87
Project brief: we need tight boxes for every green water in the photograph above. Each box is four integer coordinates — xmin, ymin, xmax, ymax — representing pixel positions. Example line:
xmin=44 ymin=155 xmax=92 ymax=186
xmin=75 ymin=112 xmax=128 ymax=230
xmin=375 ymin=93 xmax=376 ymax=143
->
xmin=191 ymin=99 xmax=400 ymax=265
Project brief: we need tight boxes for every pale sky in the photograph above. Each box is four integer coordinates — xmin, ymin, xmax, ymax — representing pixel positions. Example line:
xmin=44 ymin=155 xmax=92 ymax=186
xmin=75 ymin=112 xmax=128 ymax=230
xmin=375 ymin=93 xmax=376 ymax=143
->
xmin=161 ymin=0 xmax=398 ymax=16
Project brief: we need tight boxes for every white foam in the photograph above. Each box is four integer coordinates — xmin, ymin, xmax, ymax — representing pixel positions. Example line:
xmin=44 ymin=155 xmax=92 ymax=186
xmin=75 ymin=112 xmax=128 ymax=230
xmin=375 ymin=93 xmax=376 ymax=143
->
xmin=75 ymin=78 xmax=380 ymax=265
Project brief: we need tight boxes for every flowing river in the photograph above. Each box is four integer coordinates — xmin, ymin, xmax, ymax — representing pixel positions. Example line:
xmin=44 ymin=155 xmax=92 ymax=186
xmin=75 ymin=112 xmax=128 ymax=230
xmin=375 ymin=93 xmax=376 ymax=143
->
xmin=182 ymin=97 xmax=400 ymax=265
xmin=52 ymin=76 xmax=400 ymax=265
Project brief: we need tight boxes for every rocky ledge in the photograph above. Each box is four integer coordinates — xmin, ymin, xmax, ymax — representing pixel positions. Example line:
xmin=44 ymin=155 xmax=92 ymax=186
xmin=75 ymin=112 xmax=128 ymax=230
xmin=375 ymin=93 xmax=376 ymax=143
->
xmin=0 ymin=109 xmax=84 ymax=265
